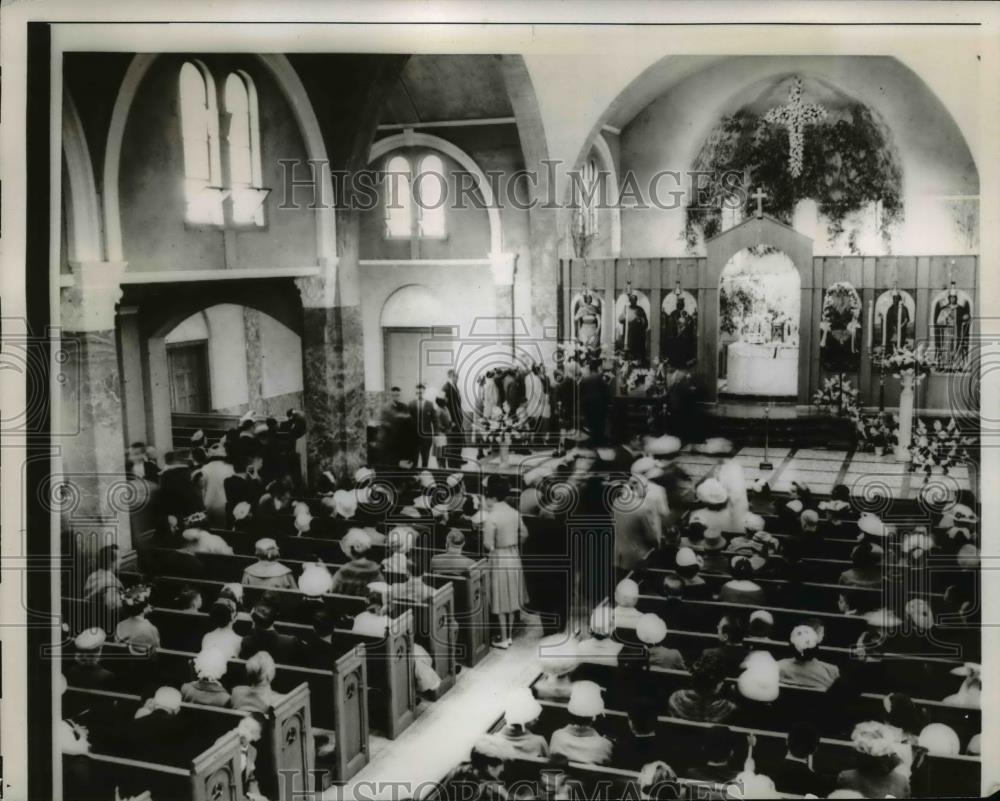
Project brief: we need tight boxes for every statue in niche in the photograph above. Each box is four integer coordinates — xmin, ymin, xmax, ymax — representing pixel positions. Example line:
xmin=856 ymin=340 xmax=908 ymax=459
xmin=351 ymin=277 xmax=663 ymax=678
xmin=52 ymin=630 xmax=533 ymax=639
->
xmin=573 ymin=291 xmax=603 ymax=348
xmin=932 ymin=284 xmax=972 ymax=372
xmin=819 ymin=281 xmax=862 ymax=372
xmin=661 ymin=286 xmax=698 ymax=368
xmin=617 ymin=290 xmax=650 ymax=365
xmin=874 ymin=288 xmax=914 ymax=354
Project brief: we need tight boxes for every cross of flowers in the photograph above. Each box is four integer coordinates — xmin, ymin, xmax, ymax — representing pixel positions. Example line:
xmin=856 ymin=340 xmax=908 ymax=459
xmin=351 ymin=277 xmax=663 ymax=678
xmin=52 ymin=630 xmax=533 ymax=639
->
xmin=763 ymin=77 xmax=827 ymax=178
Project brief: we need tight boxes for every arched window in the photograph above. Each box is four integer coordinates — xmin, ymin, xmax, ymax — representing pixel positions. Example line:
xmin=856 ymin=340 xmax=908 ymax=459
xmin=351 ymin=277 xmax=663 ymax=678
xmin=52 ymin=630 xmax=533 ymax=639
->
xmin=179 ymin=61 xmax=223 ymax=225
xmin=224 ymin=71 xmax=265 ymax=226
xmin=416 ymin=154 xmax=447 ymax=238
xmin=574 ymin=157 xmax=600 ymax=239
xmin=384 ymin=155 xmax=412 ymax=238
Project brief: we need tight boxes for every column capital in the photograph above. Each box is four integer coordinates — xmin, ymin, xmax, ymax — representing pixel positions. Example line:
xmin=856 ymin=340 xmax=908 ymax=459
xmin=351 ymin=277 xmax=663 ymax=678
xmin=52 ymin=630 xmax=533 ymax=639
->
xmin=295 ymin=257 xmax=342 ymax=309
xmin=489 ymin=251 xmax=518 ymax=286
xmin=60 ymin=260 xmax=128 ymax=332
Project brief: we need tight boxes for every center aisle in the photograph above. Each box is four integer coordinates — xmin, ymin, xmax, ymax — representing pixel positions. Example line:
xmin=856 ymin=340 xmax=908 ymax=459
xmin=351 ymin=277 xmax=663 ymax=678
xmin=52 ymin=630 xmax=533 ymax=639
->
xmin=326 ymin=618 xmax=546 ymax=801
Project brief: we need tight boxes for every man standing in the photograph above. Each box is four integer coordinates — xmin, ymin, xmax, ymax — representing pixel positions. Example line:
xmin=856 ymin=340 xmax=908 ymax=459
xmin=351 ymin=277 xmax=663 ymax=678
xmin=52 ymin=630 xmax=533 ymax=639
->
xmin=578 ymin=359 xmax=611 ymax=444
xmin=442 ymin=369 xmax=464 ymax=432
xmin=408 ymin=384 xmax=437 ymax=468
xmin=378 ymin=386 xmax=410 ymax=467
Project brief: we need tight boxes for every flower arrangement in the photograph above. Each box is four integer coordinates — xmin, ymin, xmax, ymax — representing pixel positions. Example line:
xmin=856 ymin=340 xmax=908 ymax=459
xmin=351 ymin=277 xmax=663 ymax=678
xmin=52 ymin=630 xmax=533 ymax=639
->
xmin=909 ymin=418 xmax=975 ymax=479
xmin=479 ymin=403 xmax=530 ymax=447
xmin=874 ymin=343 xmax=931 ymax=381
xmin=553 ymin=340 xmax=609 ymax=368
xmin=855 ymin=412 xmax=898 ymax=453
xmin=850 ymin=721 xmax=906 ymax=761
xmin=812 ymin=375 xmax=860 ymax=417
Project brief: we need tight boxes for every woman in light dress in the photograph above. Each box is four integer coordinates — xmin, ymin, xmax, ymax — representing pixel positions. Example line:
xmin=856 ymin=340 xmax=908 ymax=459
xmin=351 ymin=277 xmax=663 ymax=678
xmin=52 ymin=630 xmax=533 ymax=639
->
xmin=482 ymin=476 xmax=528 ymax=649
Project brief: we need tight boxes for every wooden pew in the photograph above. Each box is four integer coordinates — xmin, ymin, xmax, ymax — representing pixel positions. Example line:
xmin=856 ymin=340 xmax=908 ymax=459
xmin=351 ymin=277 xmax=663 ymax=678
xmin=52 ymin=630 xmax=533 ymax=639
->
xmin=65 ymin=685 xmax=315 ymax=801
xmin=530 ymin=700 xmax=980 ymax=798
xmin=61 ymin=691 xmax=244 ymax=801
xmin=564 ymin=662 xmax=981 ymax=750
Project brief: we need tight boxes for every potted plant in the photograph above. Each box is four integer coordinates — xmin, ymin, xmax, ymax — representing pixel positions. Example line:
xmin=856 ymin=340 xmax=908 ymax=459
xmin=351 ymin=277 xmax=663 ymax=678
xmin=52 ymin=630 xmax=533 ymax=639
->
xmin=855 ymin=412 xmax=898 ymax=456
xmin=480 ymin=403 xmax=528 ymax=467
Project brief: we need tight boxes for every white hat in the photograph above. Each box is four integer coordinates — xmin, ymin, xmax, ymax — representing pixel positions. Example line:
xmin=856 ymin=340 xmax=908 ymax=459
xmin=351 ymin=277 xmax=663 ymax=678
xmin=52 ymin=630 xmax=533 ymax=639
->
xmin=354 ymin=467 xmax=375 ymax=484
xmin=785 ymin=499 xmax=803 ymax=514
xmin=239 ymin=410 xmax=255 ymax=425
xmin=567 ymin=680 xmax=605 ymax=718
xmin=504 ymin=687 xmax=542 ymax=726
xmin=749 ymin=610 xmax=774 ymax=627
xmin=333 ymin=489 xmax=358 ymax=519
xmin=340 ymin=528 xmax=373 ymax=558
xmin=446 ymin=472 xmax=465 ymax=488
xmin=222 ymin=582 xmax=244 ymax=602
xmin=590 ymin=605 xmax=614 ymax=637
xmin=737 ymin=651 xmax=780 ymax=703
xmin=701 ymin=438 xmax=735 ymax=455
xmin=967 ymin=733 xmax=981 ymax=755
xmin=207 ymin=440 xmax=227 ymax=457
xmin=790 ymin=624 xmax=819 ymax=652
xmin=614 ymin=579 xmax=640 ymax=608
xmin=918 ymin=723 xmax=960 ymax=755
xmin=298 ymin=563 xmax=334 ymax=597
xmin=59 ymin=720 xmax=90 ymax=755
xmin=153 ymin=686 xmax=182 ymax=713
xmin=902 ymin=532 xmax=934 ymax=556
xmin=751 ymin=478 xmax=770 ymax=494
xmin=675 ymin=547 xmax=701 ymax=569
xmin=254 ymin=538 xmax=279 ymax=557
xmin=957 ymin=544 xmax=979 ymax=569
xmin=696 ymin=478 xmax=728 ymax=505
xmin=73 ymin=628 xmax=106 ymax=651
xmin=858 ymin=513 xmax=887 ymax=538
xmin=537 ymin=635 xmax=580 ymax=676
xmin=905 ymin=598 xmax=934 ymax=631
xmin=460 ymin=447 xmax=480 ymax=462
xmin=194 ymin=648 xmax=229 ymax=680
xmin=645 ymin=435 xmax=681 ymax=457
xmin=863 ymin=608 xmax=902 ymax=628
xmin=419 ymin=470 xmax=435 ymax=488
xmin=387 ymin=526 xmax=416 ymax=554
xmin=952 ymin=503 xmax=978 ymax=524
xmin=742 ymin=513 xmax=765 ymax=533
xmin=636 ymin=613 xmax=667 ymax=645
xmin=367 ymin=581 xmax=389 ymax=598
xmin=233 ymin=501 xmax=252 ymax=521
xmin=181 ymin=527 xmax=204 ymax=543
xmin=190 ymin=430 xmax=205 ymax=445
xmin=819 ymin=499 xmax=850 ymax=512
xmin=631 ymin=456 xmax=663 ymax=479
xmin=294 ymin=510 xmax=313 ymax=533
xmin=728 ymin=771 xmax=778 ymax=800
xmin=800 ymin=509 xmax=820 ymax=527
xmin=253 ymin=421 xmax=269 ymax=435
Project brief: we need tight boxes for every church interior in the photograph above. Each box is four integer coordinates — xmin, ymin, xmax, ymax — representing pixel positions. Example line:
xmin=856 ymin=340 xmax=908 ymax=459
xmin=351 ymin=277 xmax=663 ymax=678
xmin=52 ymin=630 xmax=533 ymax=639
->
xmin=55 ymin=47 xmax=984 ymax=800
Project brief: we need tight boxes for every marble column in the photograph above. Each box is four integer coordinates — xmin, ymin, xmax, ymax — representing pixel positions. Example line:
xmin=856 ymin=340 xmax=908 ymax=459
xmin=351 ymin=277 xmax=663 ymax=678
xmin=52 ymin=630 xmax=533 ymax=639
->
xmin=491 ymin=252 xmax=518 ymax=358
xmin=296 ymin=259 xmax=367 ymax=484
xmin=60 ymin=261 xmax=134 ymax=555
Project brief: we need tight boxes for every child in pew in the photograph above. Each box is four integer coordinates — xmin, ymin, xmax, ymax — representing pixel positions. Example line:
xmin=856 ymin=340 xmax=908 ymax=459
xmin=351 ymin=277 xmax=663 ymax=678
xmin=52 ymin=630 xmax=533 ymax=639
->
xmin=771 ymin=722 xmax=834 ymax=797
xmin=777 ymin=624 xmax=840 ymax=690
xmin=549 ymin=681 xmax=614 ymax=765
xmin=717 ymin=557 xmax=766 ymax=606
xmin=181 ymin=647 xmax=231 ymax=707
xmin=231 ymin=651 xmax=286 ymax=713
xmin=667 ymin=651 xmax=737 ymax=724
xmin=201 ymin=598 xmax=242 ymax=659
xmin=241 ymin=538 xmax=297 ymax=590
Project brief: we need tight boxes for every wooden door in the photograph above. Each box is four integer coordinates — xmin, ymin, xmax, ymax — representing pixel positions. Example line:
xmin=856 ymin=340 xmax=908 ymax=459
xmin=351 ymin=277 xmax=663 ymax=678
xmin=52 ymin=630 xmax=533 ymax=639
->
xmin=168 ymin=341 xmax=210 ymax=412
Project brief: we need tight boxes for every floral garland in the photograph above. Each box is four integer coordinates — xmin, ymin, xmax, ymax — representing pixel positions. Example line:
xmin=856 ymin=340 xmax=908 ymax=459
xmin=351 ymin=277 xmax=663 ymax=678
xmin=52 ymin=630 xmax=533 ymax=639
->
xmin=478 ymin=403 xmax=530 ymax=446
xmin=909 ymin=418 xmax=975 ymax=479
xmin=685 ymin=101 xmax=903 ymax=252
xmin=812 ymin=375 xmax=860 ymax=417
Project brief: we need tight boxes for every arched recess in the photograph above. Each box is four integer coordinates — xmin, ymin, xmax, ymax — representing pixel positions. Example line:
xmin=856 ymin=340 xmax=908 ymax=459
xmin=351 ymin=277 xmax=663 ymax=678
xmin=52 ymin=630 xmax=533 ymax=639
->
xmin=102 ymin=53 xmax=336 ymax=266
xmin=369 ymin=132 xmax=503 ymax=258
xmin=63 ymin=91 xmax=103 ymax=263
xmin=379 ymin=283 xmax=448 ymax=328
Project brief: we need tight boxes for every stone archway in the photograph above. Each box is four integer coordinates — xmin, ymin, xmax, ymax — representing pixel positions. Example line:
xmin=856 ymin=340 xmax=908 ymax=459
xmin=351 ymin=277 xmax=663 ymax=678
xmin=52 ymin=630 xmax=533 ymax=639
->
xmin=701 ymin=214 xmax=815 ymax=403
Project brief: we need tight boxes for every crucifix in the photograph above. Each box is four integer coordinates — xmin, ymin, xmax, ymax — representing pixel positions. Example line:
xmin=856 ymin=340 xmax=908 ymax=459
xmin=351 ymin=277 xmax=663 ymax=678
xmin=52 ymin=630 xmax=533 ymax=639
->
xmin=751 ymin=187 xmax=768 ymax=219
xmin=764 ymin=76 xmax=827 ymax=178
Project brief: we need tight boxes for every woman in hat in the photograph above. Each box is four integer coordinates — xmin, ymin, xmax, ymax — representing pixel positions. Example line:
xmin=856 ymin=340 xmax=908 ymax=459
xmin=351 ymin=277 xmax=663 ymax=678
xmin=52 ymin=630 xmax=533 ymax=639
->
xmin=201 ymin=598 xmax=242 ymax=659
xmin=231 ymin=651 xmax=285 ymax=713
xmin=943 ymin=663 xmax=980 ymax=707
xmin=549 ymin=680 xmax=614 ymax=765
xmin=702 ymin=438 xmax=748 ymax=532
xmin=612 ymin=579 xmax=643 ymax=630
xmin=83 ymin=543 xmax=124 ymax=613
xmin=331 ymin=529 xmax=384 ymax=596
xmin=718 ymin=557 xmax=766 ymax=606
xmin=487 ymin=688 xmax=550 ymax=758
xmin=224 ymin=453 xmax=265 ymax=527
xmin=181 ymin=648 xmax=232 ymax=708
xmin=381 ymin=526 xmax=416 ymax=578
xmin=114 ymin=584 xmax=160 ymax=654
xmin=839 ymin=542 xmax=884 ymax=588
xmin=534 ymin=635 xmax=580 ymax=701
xmin=439 ymin=739 xmax=509 ymax=801
xmin=777 ymin=624 xmax=840 ymax=690
xmin=736 ymin=650 xmax=781 ymax=720
xmin=482 ymin=476 xmax=528 ymax=649
xmin=667 ymin=651 xmax=737 ymax=723
xmin=636 ymin=613 xmax=686 ymax=671
xmin=835 ymin=721 xmax=910 ymax=798
xmin=578 ymin=606 xmax=624 ymax=666
xmin=241 ymin=539 xmax=297 ymax=590
xmin=690 ymin=477 xmax=730 ymax=540
xmin=663 ymin=547 xmax=712 ymax=600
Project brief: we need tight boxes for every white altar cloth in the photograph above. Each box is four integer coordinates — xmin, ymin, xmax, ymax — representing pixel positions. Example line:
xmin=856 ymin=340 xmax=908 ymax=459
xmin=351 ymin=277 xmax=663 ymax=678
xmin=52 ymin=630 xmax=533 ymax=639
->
xmin=726 ymin=342 xmax=798 ymax=396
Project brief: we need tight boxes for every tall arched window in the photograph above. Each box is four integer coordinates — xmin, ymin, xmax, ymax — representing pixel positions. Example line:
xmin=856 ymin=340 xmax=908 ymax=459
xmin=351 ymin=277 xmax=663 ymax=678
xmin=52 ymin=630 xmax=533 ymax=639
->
xmin=416 ymin=154 xmax=447 ymax=238
xmin=224 ymin=71 xmax=265 ymax=226
xmin=573 ymin=157 xmax=600 ymax=240
xmin=384 ymin=155 xmax=412 ymax=238
xmin=179 ymin=61 xmax=223 ymax=225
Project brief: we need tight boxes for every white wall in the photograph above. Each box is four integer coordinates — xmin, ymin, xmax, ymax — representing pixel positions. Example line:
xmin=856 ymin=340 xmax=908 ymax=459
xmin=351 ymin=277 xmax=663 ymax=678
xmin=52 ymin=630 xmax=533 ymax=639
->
xmin=259 ymin=312 xmax=304 ymax=399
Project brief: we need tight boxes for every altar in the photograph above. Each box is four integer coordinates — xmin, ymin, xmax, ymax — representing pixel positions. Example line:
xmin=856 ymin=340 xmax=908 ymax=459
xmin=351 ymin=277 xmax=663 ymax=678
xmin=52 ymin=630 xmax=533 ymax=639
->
xmin=726 ymin=341 xmax=798 ymax=396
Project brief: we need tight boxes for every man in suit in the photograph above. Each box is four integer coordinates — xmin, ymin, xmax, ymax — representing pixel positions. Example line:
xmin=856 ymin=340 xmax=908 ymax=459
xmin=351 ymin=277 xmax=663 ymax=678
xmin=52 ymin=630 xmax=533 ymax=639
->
xmin=239 ymin=602 xmax=299 ymax=664
xmin=773 ymin=723 xmax=833 ymax=797
xmin=578 ymin=360 xmax=611 ymax=443
xmin=157 ymin=451 xmax=205 ymax=523
xmin=442 ymin=369 xmax=464 ymax=434
xmin=378 ymin=386 xmax=411 ymax=467
xmin=127 ymin=442 xmax=160 ymax=483
xmin=408 ymin=384 xmax=437 ymax=469
xmin=430 ymin=529 xmax=475 ymax=575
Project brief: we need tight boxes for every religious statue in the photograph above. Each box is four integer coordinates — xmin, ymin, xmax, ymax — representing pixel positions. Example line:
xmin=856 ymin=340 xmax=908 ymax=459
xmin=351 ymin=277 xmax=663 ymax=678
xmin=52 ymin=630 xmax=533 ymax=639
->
xmin=876 ymin=289 xmax=912 ymax=353
xmin=933 ymin=284 xmax=971 ymax=372
xmin=819 ymin=281 xmax=862 ymax=372
xmin=618 ymin=292 xmax=649 ymax=364
xmin=661 ymin=287 xmax=698 ymax=368
xmin=573 ymin=291 xmax=603 ymax=348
